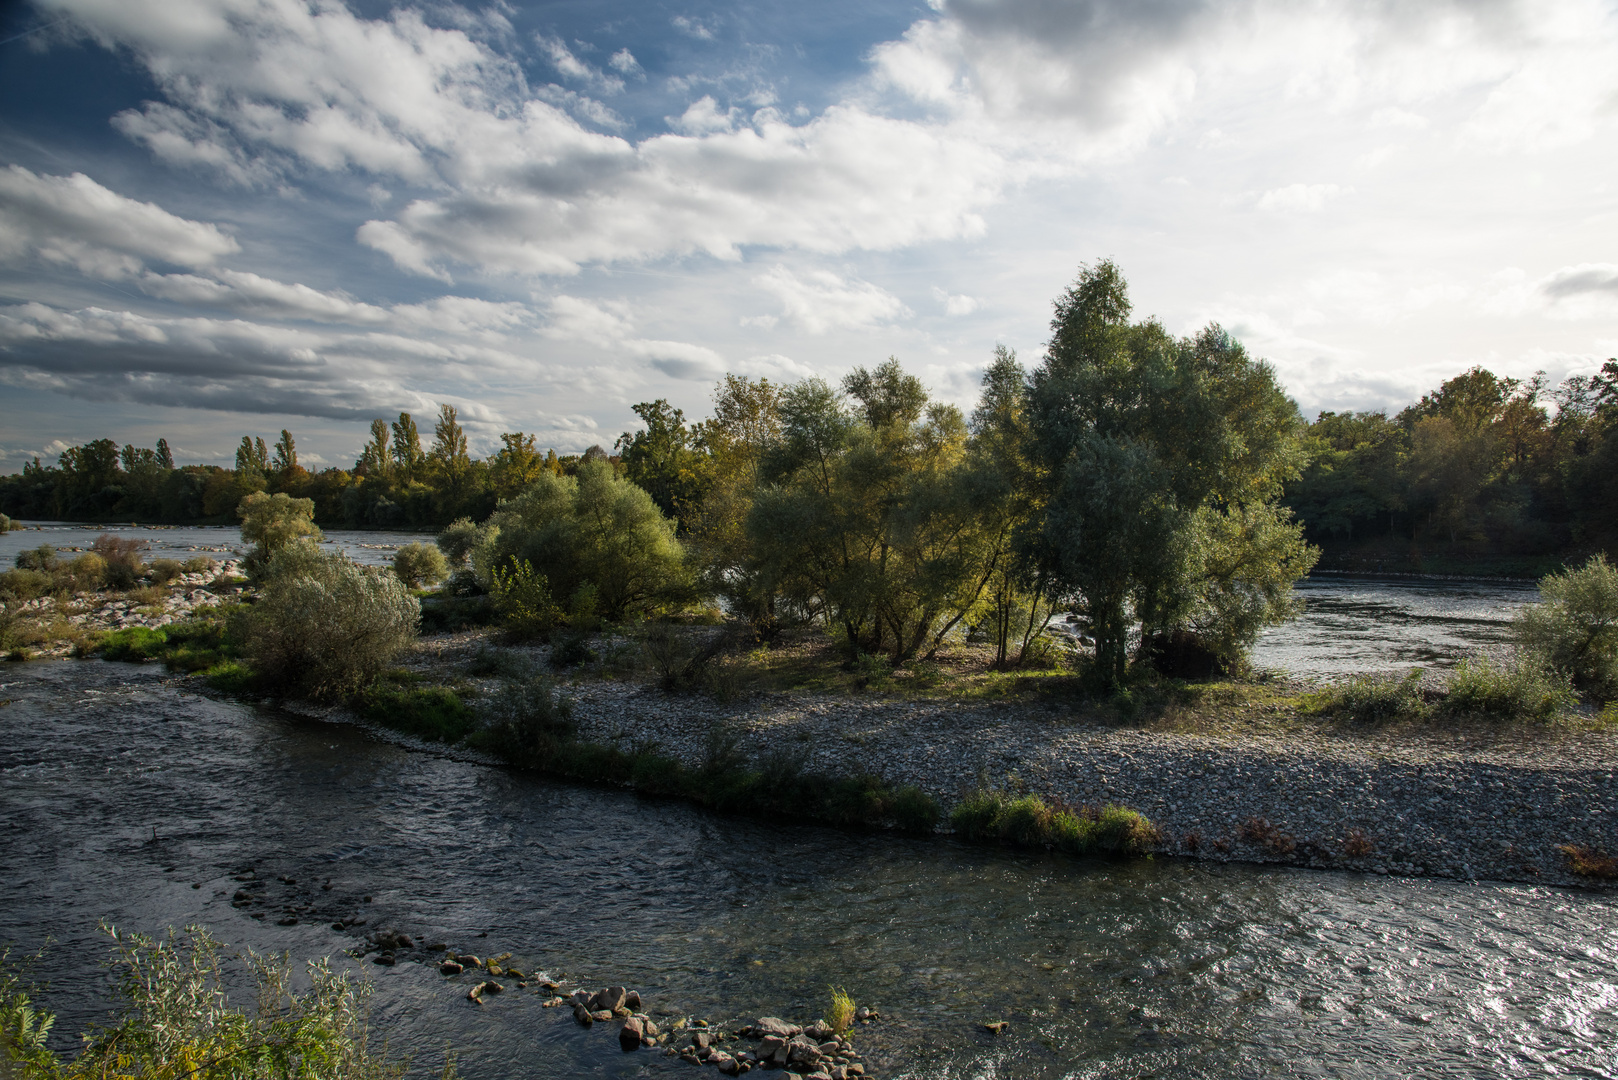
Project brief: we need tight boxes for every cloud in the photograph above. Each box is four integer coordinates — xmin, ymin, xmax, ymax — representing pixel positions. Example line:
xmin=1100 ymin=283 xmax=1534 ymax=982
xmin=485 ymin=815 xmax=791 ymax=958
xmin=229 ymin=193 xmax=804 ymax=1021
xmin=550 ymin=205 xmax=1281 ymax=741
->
xmin=535 ymin=34 xmax=625 ymax=95
xmin=0 ymin=165 xmax=239 ymax=277
xmin=671 ymin=15 xmax=716 ymax=41
xmin=754 ymin=266 xmax=909 ymax=334
xmin=608 ymin=48 xmax=642 ymax=75
xmin=1540 ymin=263 xmax=1618 ymax=301
xmin=1256 ymin=183 xmax=1351 ymax=213
xmin=932 ymin=286 xmax=978 ymax=316
xmin=540 ymin=295 xmax=722 ymax=377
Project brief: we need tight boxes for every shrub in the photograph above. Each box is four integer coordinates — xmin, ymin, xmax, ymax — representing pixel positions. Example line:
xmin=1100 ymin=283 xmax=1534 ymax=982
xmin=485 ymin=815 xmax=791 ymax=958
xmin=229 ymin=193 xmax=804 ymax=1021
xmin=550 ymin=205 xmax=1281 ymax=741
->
xmin=948 ymin=789 xmax=1160 ymax=855
xmin=489 ymin=559 xmax=561 ymax=641
xmin=393 ymin=542 xmax=448 ymax=589
xmin=351 ymin=683 xmax=475 ymax=742
xmin=1442 ymin=652 xmax=1576 ymax=719
xmin=548 ymin=632 xmax=595 ymax=669
xmin=828 ymin=987 xmax=856 ymax=1036
xmin=238 ymin=544 xmax=419 ymax=698
xmin=436 ymin=516 xmax=479 ymax=569
xmin=99 ymin=626 xmax=170 ymax=662
xmin=13 ymin=545 xmax=56 ymax=572
xmin=182 ymin=555 xmax=217 ymax=575
xmin=1517 ymin=555 xmax=1618 ymax=698
xmin=469 ymin=459 xmax=692 ymax=621
xmin=0 ymin=568 xmax=53 ymax=602
xmin=146 ymin=558 xmax=184 ymax=585
xmin=1559 ymin=844 xmax=1618 ymax=879
xmin=1302 ymin=669 xmax=1427 ymax=723
xmin=92 ymin=533 xmax=147 ymax=590
xmin=476 ymin=675 xmax=576 ymax=768
xmin=0 ymin=924 xmax=410 ymax=1079
xmin=238 ymin=491 xmax=323 ymax=581
xmin=67 ymin=552 xmax=108 ymax=590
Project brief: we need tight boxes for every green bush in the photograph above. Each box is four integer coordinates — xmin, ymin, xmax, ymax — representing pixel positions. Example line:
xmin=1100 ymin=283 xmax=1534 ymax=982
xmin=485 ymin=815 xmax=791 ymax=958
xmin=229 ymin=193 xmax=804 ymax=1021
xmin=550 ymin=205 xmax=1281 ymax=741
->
xmin=0 ymin=925 xmax=411 ymax=1079
xmin=1517 ymin=554 xmax=1618 ymax=697
xmin=351 ymin=683 xmax=475 ymax=742
xmin=393 ymin=542 xmax=447 ymax=589
xmin=238 ymin=491 xmax=323 ymax=581
xmin=147 ymin=558 xmax=184 ymax=585
xmin=99 ymin=626 xmax=169 ymax=662
xmin=1302 ymin=669 xmax=1428 ymax=723
xmin=436 ymin=516 xmax=479 ymax=569
xmin=489 ymin=559 xmax=561 ymax=641
xmin=1443 ymin=652 xmax=1576 ymax=719
xmin=67 ymin=552 xmax=107 ymax=591
xmin=948 ymin=789 xmax=1160 ymax=855
xmin=475 ymin=675 xmax=576 ymax=768
xmin=237 ymin=544 xmax=419 ymax=699
xmin=0 ymin=569 xmax=53 ymax=602
xmin=92 ymin=534 xmax=146 ymax=590
xmin=182 ymin=555 xmax=217 ymax=575
xmin=470 ymin=459 xmax=692 ymax=621
xmin=13 ymin=545 xmax=56 ymax=572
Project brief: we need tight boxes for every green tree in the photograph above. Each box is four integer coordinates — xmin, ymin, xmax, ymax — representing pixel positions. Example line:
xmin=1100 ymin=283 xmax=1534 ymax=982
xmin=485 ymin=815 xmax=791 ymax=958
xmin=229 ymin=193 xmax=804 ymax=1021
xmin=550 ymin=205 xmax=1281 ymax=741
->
xmin=236 ymin=436 xmax=270 ymax=478
xmin=686 ymin=375 xmax=782 ymax=626
xmin=1026 ymin=260 xmax=1315 ymax=685
xmin=359 ymin=419 xmax=391 ymax=480
xmin=616 ymin=399 xmax=709 ymax=527
xmin=238 ymin=491 xmax=323 ymax=580
xmin=490 ymin=432 xmax=544 ymax=498
xmin=272 ymin=429 xmax=298 ymax=475
xmin=156 ymin=438 xmax=175 ymax=470
xmin=390 ymin=412 xmax=424 ymax=483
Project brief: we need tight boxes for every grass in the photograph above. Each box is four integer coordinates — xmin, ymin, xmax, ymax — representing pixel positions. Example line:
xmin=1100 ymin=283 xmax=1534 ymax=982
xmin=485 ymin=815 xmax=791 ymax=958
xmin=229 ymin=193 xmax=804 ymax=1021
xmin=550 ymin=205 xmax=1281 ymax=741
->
xmin=827 ymin=987 xmax=855 ymax=1035
xmin=949 ymin=789 xmax=1161 ymax=856
xmin=1302 ymin=655 xmax=1582 ymax=726
xmin=0 ymin=925 xmax=423 ymax=1079
xmin=1559 ymin=844 xmax=1618 ymax=880
xmin=350 ymin=680 xmax=478 ymax=743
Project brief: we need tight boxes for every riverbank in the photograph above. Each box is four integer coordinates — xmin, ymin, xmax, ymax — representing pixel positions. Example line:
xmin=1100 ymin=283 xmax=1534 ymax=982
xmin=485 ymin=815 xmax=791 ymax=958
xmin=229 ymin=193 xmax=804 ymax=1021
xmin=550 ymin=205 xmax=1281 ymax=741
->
xmin=374 ymin=630 xmax=1618 ymax=891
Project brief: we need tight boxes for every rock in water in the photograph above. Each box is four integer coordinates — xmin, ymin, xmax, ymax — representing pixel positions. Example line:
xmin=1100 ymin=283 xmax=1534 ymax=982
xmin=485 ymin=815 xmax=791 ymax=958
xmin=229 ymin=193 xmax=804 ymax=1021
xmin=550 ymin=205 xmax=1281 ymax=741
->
xmin=755 ymin=1017 xmax=802 ymax=1039
xmin=710 ymin=1051 xmax=740 ymax=1075
xmin=624 ymin=989 xmax=642 ymax=1011
xmin=573 ymin=1005 xmax=593 ymax=1026
xmin=439 ymin=961 xmax=464 ymax=976
xmin=619 ymin=1017 xmax=644 ymax=1051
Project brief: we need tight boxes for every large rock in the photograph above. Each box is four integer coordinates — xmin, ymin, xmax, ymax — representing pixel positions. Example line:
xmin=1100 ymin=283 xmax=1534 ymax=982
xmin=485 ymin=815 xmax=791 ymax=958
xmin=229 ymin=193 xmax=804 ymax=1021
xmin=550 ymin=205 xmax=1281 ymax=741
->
xmin=711 ymin=1051 xmax=740 ymax=1076
xmin=590 ymin=986 xmax=626 ymax=1013
xmin=787 ymin=1035 xmax=822 ymax=1066
xmin=619 ymin=1017 xmax=644 ymax=1051
xmin=624 ymin=990 xmax=642 ymax=1011
xmin=439 ymin=961 xmax=464 ymax=976
xmin=755 ymin=1017 xmax=802 ymax=1039
xmin=572 ymin=1005 xmax=594 ymax=1026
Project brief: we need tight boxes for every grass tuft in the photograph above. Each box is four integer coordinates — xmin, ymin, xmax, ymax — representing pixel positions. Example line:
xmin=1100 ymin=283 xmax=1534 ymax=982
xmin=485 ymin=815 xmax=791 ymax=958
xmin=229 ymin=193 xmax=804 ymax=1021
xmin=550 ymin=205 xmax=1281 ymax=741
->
xmin=828 ymin=987 xmax=856 ymax=1036
xmin=350 ymin=682 xmax=476 ymax=743
xmin=1559 ymin=843 xmax=1618 ymax=879
xmin=949 ymin=789 xmax=1160 ymax=855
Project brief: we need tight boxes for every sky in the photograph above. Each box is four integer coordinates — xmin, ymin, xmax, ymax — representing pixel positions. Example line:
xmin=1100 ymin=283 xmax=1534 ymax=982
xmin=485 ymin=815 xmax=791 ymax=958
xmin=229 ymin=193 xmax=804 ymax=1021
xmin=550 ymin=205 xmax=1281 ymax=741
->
xmin=0 ymin=0 xmax=1616 ymax=471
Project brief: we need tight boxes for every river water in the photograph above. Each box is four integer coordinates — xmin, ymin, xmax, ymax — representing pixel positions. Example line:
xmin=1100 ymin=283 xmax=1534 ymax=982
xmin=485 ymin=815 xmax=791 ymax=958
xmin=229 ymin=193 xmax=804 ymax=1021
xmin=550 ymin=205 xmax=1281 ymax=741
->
xmin=3 ymin=659 xmax=1615 ymax=1078
xmin=0 ymin=521 xmax=427 ymax=568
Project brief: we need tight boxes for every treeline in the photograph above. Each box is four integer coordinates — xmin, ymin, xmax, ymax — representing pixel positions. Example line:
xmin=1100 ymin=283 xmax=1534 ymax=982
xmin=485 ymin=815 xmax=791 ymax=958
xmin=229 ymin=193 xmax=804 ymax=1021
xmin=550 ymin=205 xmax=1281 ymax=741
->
xmin=1283 ymin=362 xmax=1618 ymax=570
xmin=0 ymin=407 xmax=612 ymax=528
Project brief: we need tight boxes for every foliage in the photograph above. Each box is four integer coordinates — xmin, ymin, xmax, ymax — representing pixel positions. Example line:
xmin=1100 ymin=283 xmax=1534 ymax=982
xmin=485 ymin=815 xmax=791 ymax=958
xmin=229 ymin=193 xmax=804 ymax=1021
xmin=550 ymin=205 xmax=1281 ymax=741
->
xmin=1301 ymin=669 xmax=1428 ymax=723
xmin=238 ymin=492 xmax=322 ymax=580
xmin=827 ymin=988 xmax=856 ymax=1036
xmin=1517 ymin=555 xmax=1618 ymax=697
xmin=472 ymin=459 xmax=690 ymax=621
xmin=392 ymin=542 xmax=447 ymax=589
xmin=237 ymin=544 xmax=419 ymax=699
xmin=488 ymin=559 xmax=561 ymax=641
xmin=949 ymin=789 xmax=1161 ymax=855
xmin=435 ymin=517 xmax=479 ymax=569
xmin=1025 ymin=260 xmax=1316 ymax=686
xmin=475 ymin=674 xmax=577 ymax=769
xmin=1442 ymin=652 xmax=1576 ymax=719
xmin=0 ymin=925 xmax=408 ymax=1079
xmin=1558 ymin=844 xmax=1618 ymax=879
xmin=99 ymin=626 xmax=170 ymax=662
xmin=91 ymin=534 xmax=147 ymax=590
xmin=351 ymin=682 xmax=475 ymax=743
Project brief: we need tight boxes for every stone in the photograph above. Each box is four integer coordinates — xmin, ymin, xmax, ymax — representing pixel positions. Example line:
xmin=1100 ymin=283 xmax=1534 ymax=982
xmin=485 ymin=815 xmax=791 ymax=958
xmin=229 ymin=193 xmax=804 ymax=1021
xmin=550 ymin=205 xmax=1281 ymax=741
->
xmin=786 ymin=1036 xmax=821 ymax=1065
xmin=619 ymin=1017 xmax=644 ymax=1051
xmin=711 ymin=1051 xmax=740 ymax=1075
xmin=591 ymin=1010 xmax=614 ymax=1022
xmin=592 ymin=986 xmax=627 ymax=1013
xmin=372 ymin=953 xmax=394 ymax=966
xmin=624 ymin=990 xmax=642 ymax=1011
xmin=573 ymin=1005 xmax=594 ymax=1026
xmin=439 ymin=961 xmax=464 ymax=976
xmin=818 ymin=1042 xmax=840 ymax=1056
xmin=487 ymin=965 xmax=505 ymax=977
xmin=642 ymin=1019 xmax=660 ymax=1039
xmin=758 ymin=1036 xmax=786 ymax=1062
xmin=983 ymin=1021 xmax=1008 ymax=1035
xmin=692 ymin=1032 xmax=712 ymax=1051
xmin=462 ymin=955 xmax=483 ymax=969
xmin=755 ymin=1017 xmax=802 ymax=1039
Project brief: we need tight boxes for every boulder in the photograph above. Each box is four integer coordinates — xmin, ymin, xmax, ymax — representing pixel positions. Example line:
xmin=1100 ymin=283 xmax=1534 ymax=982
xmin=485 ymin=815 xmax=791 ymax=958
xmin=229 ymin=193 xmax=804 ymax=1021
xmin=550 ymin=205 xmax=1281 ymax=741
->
xmin=486 ymin=964 xmax=504 ymax=976
xmin=591 ymin=986 xmax=627 ymax=1013
xmin=572 ymin=1005 xmax=593 ymax=1026
xmin=755 ymin=1017 xmax=802 ymax=1039
xmin=439 ymin=961 xmax=464 ymax=976
xmin=711 ymin=1051 xmax=740 ymax=1076
xmin=590 ymin=1010 xmax=614 ymax=1022
xmin=623 ymin=990 xmax=642 ymax=1011
xmin=619 ymin=1017 xmax=644 ymax=1051
xmin=692 ymin=1032 xmax=712 ymax=1051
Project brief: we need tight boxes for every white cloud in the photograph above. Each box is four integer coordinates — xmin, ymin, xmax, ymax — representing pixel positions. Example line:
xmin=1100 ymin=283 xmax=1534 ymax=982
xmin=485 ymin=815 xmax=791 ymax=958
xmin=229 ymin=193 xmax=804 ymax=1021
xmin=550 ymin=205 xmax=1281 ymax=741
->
xmin=0 ymin=165 xmax=238 ymax=277
xmin=671 ymin=15 xmax=716 ymax=41
xmin=754 ymin=266 xmax=909 ymax=334
xmin=608 ymin=48 xmax=642 ymax=75
xmin=540 ymin=294 xmax=722 ymax=378
xmin=536 ymin=34 xmax=624 ymax=95
xmin=932 ymin=286 xmax=978 ymax=316
xmin=1256 ymin=183 xmax=1351 ymax=213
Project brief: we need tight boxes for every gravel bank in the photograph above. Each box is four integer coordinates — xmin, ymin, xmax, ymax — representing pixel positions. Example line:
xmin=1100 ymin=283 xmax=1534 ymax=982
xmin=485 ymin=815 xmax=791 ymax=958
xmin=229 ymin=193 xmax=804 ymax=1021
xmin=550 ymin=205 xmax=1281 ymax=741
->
xmin=552 ymin=677 xmax=1618 ymax=889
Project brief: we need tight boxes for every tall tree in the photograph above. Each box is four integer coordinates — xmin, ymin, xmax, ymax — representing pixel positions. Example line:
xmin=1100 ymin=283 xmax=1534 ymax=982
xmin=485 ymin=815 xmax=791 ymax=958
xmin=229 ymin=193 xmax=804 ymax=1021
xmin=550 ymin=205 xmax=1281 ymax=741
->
xmin=235 ymin=436 xmax=270 ymax=477
xmin=491 ymin=432 xmax=544 ymax=497
xmin=360 ymin=419 xmax=391 ymax=480
xmin=272 ymin=429 xmax=298 ymax=475
xmin=391 ymin=412 xmax=425 ymax=483
xmin=155 ymin=438 xmax=174 ymax=470
xmin=617 ymin=399 xmax=708 ymax=526
xmin=1026 ymin=260 xmax=1316 ymax=685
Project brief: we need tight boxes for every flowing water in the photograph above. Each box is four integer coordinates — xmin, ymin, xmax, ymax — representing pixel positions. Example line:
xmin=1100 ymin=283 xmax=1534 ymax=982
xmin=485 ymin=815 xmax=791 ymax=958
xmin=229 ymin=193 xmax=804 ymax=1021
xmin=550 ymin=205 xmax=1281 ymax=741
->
xmin=3 ymin=660 xmax=1615 ymax=1078
xmin=0 ymin=520 xmax=428 ymax=568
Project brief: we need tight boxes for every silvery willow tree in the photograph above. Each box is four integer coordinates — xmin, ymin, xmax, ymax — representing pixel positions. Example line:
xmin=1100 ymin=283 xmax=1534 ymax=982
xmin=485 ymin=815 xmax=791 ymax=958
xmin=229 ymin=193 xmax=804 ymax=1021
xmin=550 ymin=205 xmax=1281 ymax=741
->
xmin=1025 ymin=260 xmax=1318 ymax=685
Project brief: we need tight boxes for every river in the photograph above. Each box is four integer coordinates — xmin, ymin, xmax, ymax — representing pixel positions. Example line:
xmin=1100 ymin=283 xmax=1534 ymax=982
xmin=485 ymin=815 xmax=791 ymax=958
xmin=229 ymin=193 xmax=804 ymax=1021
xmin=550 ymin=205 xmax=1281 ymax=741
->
xmin=2 ymin=659 xmax=1615 ymax=1078
xmin=0 ymin=521 xmax=427 ymax=568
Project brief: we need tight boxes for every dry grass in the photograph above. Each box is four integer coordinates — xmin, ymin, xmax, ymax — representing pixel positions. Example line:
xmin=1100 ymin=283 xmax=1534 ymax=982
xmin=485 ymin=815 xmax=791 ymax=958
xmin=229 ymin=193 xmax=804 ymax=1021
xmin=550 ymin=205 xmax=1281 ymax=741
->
xmin=828 ymin=986 xmax=856 ymax=1036
xmin=1559 ymin=844 xmax=1618 ymax=879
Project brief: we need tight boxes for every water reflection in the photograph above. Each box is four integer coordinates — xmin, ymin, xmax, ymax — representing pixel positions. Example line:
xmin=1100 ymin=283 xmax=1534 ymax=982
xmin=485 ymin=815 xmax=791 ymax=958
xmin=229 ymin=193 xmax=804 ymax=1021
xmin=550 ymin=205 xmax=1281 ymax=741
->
xmin=1 ymin=661 xmax=1613 ymax=1078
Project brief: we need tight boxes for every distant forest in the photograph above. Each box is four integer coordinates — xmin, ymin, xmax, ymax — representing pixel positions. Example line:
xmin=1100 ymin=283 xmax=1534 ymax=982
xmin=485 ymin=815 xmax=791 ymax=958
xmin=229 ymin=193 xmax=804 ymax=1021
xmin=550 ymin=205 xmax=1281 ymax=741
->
xmin=4 ymin=360 xmax=1617 ymax=575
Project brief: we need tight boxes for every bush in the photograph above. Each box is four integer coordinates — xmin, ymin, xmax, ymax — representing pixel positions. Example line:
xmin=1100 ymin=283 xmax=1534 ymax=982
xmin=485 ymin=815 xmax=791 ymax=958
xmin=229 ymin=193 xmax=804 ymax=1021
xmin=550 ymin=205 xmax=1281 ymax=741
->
xmin=476 ymin=675 xmax=576 ymax=768
xmin=1302 ymin=669 xmax=1428 ymax=723
xmin=0 ymin=924 xmax=410 ymax=1079
xmin=351 ymin=683 xmax=475 ymax=742
xmin=1518 ymin=555 xmax=1618 ymax=698
xmin=470 ymin=459 xmax=692 ymax=621
xmin=0 ymin=569 xmax=53 ymax=602
xmin=393 ymin=542 xmax=448 ymax=589
xmin=549 ymin=632 xmax=595 ymax=669
xmin=182 ymin=555 xmax=217 ymax=575
xmin=1443 ymin=652 xmax=1576 ymax=719
xmin=147 ymin=558 xmax=184 ymax=585
xmin=489 ymin=559 xmax=561 ymax=641
xmin=238 ymin=544 xmax=419 ymax=699
xmin=238 ymin=491 xmax=323 ymax=581
xmin=949 ymin=788 xmax=1160 ymax=855
xmin=13 ymin=545 xmax=56 ymax=572
xmin=92 ymin=533 xmax=147 ymax=590
xmin=99 ymin=626 xmax=169 ymax=662
xmin=436 ymin=516 xmax=479 ymax=569
xmin=67 ymin=552 xmax=107 ymax=590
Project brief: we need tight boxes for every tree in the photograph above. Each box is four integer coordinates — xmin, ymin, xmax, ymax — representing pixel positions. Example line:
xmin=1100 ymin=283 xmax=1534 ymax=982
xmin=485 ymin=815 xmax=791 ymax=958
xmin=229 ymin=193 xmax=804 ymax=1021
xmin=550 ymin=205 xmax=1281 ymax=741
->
xmin=430 ymin=404 xmax=469 ymax=469
xmin=616 ymin=399 xmax=708 ymax=526
xmin=235 ymin=436 xmax=270 ymax=478
xmin=359 ymin=419 xmax=391 ymax=479
xmin=1026 ymin=259 xmax=1316 ymax=685
xmin=272 ymin=429 xmax=298 ymax=475
xmin=238 ymin=491 xmax=323 ymax=580
xmin=390 ymin=412 xmax=425 ymax=483
xmin=155 ymin=438 xmax=175 ymax=470
xmin=491 ymin=432 xmax=544 ymax=498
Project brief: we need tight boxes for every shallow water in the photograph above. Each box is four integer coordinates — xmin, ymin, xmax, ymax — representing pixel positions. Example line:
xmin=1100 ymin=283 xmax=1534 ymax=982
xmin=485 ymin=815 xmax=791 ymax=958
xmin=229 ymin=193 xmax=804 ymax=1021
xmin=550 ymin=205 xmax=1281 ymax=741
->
xmin=2 ymin=660 xmax=1614 ymax=1078
xmin=1251 ymin=576 xmax=1539 ymax=680
xmin=0 ymin=520 xmax=429 ymax=568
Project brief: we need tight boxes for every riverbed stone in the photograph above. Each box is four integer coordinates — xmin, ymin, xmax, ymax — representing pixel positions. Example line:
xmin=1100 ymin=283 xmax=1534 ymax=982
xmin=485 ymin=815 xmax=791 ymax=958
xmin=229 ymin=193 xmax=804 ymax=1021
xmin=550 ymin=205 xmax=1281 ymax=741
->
xmin=755 ymin=1017 xmax=801 ymax=1038
xmin=619 ymin=1017 xmax=644 ymax=1051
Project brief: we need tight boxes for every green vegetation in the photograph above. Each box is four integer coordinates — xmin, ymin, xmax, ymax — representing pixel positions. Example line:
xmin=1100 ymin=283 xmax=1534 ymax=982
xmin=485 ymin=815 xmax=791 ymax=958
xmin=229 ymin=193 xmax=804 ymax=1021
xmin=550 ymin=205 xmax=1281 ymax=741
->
xmin=827 ymin=988 xmax=856 ymax=1036
xmin=0 ymin=926 xmax=416 ymax=1079
xmin=1516 ymin=554 xmax=1618 ymax=698
xmin=238 ymin=544 xmax=419 ymax=699
xmin=238 ymin=491 xmax=322 ymax=580
xmin=1301 ymin=670 xmax=1428 ymax=723
xmin=392 ymin=542 xmax=447 ymax=589
xmin=1443 ymin=654 xmax=1577 ymax=718
xmin=949 ymin=789 xmax=1161 ymax=855
xmin=351 ymin=680 xmax=477 ymax=743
